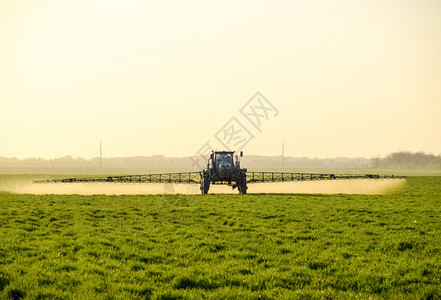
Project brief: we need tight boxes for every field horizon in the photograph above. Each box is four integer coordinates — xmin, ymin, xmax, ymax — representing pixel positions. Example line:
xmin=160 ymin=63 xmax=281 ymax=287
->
xmin=2 ymin=151 xmax=441 ymax=171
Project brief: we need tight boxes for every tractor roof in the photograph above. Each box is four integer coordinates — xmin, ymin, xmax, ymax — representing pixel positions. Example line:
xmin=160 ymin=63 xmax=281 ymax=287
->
xmin=213 ymin=151 xmax=235 ymax=154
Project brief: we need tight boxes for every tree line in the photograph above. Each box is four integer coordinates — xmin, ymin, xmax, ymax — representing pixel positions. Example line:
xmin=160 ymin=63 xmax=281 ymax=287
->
xmin=0 ymin=152 xmax=439 ymax=169
xmin=373 ymin=151 xmax=441 ymax=170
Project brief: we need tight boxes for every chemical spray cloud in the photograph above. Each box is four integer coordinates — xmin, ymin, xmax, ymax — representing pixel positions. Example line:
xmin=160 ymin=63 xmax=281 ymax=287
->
xmin=162 ymin=92 xmax=279 ymax=199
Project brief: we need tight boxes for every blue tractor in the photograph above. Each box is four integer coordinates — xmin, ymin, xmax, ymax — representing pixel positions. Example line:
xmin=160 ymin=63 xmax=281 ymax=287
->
xmin=200 ymin=151 xmax=247 ymax=194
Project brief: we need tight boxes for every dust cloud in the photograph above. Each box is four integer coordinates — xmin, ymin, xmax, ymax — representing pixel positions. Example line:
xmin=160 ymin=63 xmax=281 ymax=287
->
xmin=247 ymin=179 xmax=405 ymax=195
xmin=1 ymin=179 xmax=405 ymax=195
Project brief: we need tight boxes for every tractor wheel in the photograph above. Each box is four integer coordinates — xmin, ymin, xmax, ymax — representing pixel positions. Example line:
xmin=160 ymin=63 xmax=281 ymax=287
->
xmin=239 ymin=174 xmax=247 ymax=194
xmin=200 ymin=175 xmax=210 ymax=194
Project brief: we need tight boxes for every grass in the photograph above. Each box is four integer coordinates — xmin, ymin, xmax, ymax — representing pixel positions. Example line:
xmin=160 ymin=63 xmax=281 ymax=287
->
xmin=0 ymin=176 xmax=440 ymax=299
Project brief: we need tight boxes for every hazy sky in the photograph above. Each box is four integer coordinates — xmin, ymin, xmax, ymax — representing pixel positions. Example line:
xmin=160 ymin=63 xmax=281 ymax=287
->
xmin=1 ymin=0 xmax=440 ymax=159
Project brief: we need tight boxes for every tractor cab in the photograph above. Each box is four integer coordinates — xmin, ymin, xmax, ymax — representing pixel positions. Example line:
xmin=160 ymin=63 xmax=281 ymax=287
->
xmin=212 ymin=151 xmax=234 ymax=180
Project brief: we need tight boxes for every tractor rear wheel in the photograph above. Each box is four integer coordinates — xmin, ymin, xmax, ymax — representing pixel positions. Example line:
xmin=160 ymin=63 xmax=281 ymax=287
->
xmin=239 ymin=174 xmax=247 ymax=194
xmin=200 ymin=175 xmax=210 ymax=194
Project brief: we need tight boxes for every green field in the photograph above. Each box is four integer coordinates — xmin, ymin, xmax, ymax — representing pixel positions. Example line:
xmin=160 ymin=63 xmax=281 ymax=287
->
xmin=0 ymin=176 xmax=440 ymax=299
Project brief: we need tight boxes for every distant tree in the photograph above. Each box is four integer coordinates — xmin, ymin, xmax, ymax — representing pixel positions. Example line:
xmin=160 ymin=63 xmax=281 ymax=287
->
xmin=374 ymin=151 xmax=441 ymax=170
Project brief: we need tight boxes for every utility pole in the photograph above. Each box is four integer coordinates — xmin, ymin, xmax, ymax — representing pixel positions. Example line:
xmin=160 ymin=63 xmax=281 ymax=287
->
xmin=282 ymin=141 xmax=284 ymax=169
xmin=100 ymin=140 xmax=102 ymax=169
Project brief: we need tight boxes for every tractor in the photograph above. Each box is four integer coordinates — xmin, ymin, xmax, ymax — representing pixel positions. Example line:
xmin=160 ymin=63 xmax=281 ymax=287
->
xmin=200 ymin=151 xmax=247 ymax=194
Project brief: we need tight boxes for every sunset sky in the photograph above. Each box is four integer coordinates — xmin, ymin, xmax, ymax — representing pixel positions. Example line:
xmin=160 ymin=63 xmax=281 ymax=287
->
xmin=1 ymin=0 xmax=440 ymax=159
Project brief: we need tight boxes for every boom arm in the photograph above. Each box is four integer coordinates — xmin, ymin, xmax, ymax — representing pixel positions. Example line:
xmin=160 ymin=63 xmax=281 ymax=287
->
xmin=33 ymin=171 xmax=398 ymax=184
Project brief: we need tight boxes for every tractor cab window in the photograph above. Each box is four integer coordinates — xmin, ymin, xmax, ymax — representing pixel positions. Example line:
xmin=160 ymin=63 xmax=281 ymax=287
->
xmin=215 ymin=153 xmax=233 ymax=169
